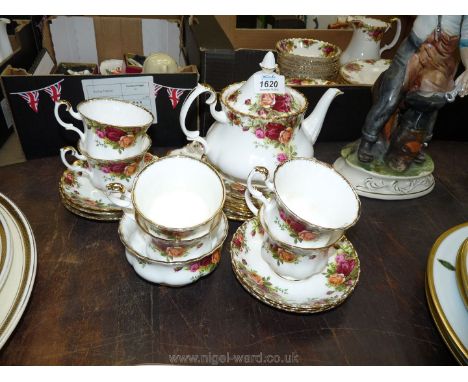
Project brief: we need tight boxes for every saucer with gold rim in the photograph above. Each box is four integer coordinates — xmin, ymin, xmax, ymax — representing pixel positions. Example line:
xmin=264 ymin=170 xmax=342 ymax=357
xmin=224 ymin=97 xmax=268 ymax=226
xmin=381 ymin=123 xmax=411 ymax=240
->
xmin=230 ymin=218 xmax=360 ymax=313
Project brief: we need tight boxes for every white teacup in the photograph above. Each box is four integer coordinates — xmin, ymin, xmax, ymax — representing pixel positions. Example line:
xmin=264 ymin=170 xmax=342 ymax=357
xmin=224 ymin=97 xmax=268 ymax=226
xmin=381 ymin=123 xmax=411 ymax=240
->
xmin=246 ymin=158 xmax=361 ymax=242
xmin=54 ymin=98 xmax=154 ymax=160
xmin=60 ymin=135 xmax=153 ymax=192
xmin=107 ymin=155 xmax=226 ymax=241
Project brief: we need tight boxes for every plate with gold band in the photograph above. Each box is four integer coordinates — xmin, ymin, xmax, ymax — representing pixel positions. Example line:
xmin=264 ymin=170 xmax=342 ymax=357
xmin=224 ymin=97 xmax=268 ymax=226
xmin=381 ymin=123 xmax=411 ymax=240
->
xmin=455 ymin=238 xmax=468 ymax=309
xmin=59 ymin=185 xmax=122 ymax=221
xmin=0 ymin=193 xmax=37 ymax=350
xmin=0 ymin=208 xmax=13 ymax=292
xmin=425 ymin=222 xmax=468 ymax=365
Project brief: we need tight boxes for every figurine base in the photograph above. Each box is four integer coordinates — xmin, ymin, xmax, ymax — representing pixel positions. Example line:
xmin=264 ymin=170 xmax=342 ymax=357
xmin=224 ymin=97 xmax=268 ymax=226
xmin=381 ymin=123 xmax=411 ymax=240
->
xmin=333 ymin=157 xmax=435 ymax=200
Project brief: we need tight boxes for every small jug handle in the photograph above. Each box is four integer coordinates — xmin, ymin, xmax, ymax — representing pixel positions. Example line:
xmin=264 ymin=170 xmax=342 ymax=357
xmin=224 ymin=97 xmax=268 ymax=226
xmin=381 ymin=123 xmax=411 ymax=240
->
xmin=245 ymin=166 xmax=274 ymax=215
xmin=380 ymin=18 xmax=401 ymax=55
xmin=54 ymin=100 xmax=86 ymax=141
xmin=60 ymin=146 xmax=92 ymax=178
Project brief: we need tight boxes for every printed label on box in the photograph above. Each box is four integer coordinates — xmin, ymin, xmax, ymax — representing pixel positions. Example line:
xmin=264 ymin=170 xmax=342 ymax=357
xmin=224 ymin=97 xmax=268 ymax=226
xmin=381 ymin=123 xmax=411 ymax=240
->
xmin=1 ymin=98 xmax=14 ymax=129
xmin=81 ymin=76 xmax=157 ymax=123
xmin=253 ymin=72 xmax=285 ymax=94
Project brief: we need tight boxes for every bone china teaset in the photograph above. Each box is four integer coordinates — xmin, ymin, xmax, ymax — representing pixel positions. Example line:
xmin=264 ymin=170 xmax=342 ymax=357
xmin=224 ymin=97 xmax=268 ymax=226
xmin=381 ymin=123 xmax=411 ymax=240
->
xmin=55 ymin=52 xmax=362 ymax=312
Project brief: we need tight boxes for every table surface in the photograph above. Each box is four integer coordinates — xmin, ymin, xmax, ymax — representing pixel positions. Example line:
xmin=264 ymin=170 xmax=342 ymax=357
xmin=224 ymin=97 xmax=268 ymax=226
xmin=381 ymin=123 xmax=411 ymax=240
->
xmin=0 ymin=141 xmax=466 ymax=366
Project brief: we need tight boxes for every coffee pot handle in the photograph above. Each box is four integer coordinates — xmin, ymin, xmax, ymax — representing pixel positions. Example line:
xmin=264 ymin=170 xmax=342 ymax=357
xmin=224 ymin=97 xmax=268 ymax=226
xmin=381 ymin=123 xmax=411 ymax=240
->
xmin=380 ymin=18 xmax=401 ymax=55
xmin=54 ymin=100 xmax=86 ymax=141
xmin=245 ymin=166 xmax=274 ymax=215
xmin=60 ymin=146 xmax=92 ymax=178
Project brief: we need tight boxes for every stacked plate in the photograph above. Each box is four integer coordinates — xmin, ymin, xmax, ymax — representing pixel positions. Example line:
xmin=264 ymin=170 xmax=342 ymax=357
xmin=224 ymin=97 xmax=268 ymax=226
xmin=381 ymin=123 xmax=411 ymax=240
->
xmin=59 ymin=160 xmax=122 ymax=221
xmin=0 ymin=193 xmax=37 ymax=350
xmin=426 ymin=222 xmax=468 ymax=365
xmin=276 ymin=38 xmax=341 ymax=81
xmin=340 ymin=59 xmax=391 ymax=86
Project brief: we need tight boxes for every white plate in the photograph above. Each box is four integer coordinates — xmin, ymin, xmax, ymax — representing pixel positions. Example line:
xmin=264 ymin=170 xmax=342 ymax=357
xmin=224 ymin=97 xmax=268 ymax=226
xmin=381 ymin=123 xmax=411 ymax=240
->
xmin=426 ymin=222 xmax=468 ymax=364
xmin=0 ymin=193 xmax=37 ymax=350
xmin=340 ymin=59 xmax=391 ymax=85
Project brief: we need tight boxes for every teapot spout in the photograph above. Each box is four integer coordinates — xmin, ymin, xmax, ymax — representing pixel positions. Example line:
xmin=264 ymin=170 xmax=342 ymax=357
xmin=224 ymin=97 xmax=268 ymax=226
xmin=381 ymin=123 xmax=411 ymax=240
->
xmin=301 ymin=88 xmax=343 ymax=145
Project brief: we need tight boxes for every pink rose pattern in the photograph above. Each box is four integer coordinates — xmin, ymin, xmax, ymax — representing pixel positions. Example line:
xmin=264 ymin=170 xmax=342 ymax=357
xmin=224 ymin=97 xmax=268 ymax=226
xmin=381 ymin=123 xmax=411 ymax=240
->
xmin=276 ymin=207 xmax=317 ymax=243
xmin=325 ymin=243 xmax=358 ymax=291
xmin=362 ymin=26 xmax=386 ymax=42
xmin=86 ymin=117 xmax=145 ymax=152
xmin=173 ymin=250 xmax=221 ymax=278
xmin=224 ymin=87 xmax=301 ymax=164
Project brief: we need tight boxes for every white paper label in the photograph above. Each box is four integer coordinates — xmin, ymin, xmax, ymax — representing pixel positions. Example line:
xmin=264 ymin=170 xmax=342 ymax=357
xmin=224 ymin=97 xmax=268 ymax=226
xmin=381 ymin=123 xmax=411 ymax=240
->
xmin=253 ymin=72 xmax=285 ymax=94
xmin=81 ymin=76 xmax=157 ymax=123
xmin=1 ymin=98 xmax=14 ymax=129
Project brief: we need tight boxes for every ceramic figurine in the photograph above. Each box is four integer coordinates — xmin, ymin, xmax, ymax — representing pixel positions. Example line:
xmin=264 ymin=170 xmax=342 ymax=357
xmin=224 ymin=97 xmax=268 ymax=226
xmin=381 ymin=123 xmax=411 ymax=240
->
xmin=334 ymin=16 xmax=468 ymax=200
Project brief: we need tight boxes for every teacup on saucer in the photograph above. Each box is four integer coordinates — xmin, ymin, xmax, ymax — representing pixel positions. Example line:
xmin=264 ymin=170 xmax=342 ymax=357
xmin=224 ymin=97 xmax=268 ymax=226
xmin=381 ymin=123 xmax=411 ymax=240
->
xmin=231 ymin=218 xmax=360 ymax=313
xmin=118 ymin=212 xmax=228 ymax=286
xmin=135 ymin=212 xmax=228 ymax=261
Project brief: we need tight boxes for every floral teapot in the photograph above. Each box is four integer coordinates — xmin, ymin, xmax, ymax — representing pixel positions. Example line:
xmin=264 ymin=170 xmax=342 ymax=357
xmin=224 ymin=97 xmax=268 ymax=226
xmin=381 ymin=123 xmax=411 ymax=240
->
xmin=179 ymin=52 xmax=342 ymax=183
xmin=340 ymin=16 xmax=401 ymax=65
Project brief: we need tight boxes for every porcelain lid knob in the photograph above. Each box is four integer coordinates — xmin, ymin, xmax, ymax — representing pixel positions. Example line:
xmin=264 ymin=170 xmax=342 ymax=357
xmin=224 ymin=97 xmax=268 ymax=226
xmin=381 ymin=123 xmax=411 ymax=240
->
xmin=259 ymin=51 xmax=277 ymax=73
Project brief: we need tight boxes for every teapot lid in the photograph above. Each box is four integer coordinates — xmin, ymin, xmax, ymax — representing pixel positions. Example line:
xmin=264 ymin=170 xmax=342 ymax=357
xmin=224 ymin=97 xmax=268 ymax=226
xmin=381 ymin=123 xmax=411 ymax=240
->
xmin=224 ymin=52 xmax=303 ymax=117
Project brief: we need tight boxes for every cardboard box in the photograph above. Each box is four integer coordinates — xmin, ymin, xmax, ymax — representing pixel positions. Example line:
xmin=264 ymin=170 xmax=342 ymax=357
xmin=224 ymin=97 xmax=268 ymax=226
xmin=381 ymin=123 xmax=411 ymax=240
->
xmin=184 ymin=15 xmax=468 ymax=142
xmin=1 ymin=16 xmax=200 ymax=160
xmin=0 ymin=19 xmax=40 ymax=149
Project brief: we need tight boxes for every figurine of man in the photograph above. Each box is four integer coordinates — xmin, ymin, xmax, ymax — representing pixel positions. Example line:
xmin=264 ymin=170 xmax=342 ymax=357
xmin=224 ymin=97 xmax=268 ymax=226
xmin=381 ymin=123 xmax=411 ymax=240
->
xmin=357 ymin=15 xmax=468 ymax=172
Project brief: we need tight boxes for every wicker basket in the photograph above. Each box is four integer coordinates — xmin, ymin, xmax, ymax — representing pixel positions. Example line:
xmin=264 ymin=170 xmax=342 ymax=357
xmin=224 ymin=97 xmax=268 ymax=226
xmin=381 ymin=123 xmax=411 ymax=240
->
xmin=276 ymin=38 xmax=341 ymax=81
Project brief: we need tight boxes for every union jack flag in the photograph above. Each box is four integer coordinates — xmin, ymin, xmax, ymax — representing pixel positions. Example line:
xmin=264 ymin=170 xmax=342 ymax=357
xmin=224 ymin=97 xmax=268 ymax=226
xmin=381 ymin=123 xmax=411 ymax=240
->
xmin=18 ymin=91 xmax=40 ymax=113
xmin=153 ymin=83 xmax=163 ymax=97
xmin=44 ymin=81 xmax=62 ymax=102
xmin=166 ymin=87 xmax=186 ymax=109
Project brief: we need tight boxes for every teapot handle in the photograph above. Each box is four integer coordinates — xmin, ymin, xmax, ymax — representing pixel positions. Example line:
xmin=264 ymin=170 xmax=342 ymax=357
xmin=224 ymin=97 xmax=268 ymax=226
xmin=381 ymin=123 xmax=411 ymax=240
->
xmin=179 ymin=83 xmax=229 ymax=154
xmin=380 ymin=18 xmax=401 ymax=55
xmin=245 ymin=166 xmax=274 ymax=216
xmin=54 ymin=100 xmax=86 ymax=141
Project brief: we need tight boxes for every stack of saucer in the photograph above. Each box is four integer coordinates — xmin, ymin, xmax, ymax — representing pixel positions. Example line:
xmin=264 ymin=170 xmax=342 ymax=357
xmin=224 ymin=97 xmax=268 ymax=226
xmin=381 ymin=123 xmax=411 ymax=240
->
xmin=108 ymin=155 xmax=229 ymax=287
xmin=231 ymin=158 xmax=362 ymax=313
xmin=55 ymin=98 xmax=155 ymax=221
xmin=276 ymin=38 xmax=341 ymax=81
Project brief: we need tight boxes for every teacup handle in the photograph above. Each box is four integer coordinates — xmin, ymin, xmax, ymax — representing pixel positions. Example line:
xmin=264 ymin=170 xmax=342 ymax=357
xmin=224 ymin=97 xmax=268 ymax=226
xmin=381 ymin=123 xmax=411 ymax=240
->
xmin=380 ymin=18 xmax=401 ymax=55
xmin=245 ymin=166 xmax=274 ymax=215
xmin=105 ymin=183 xmax=134 ymax=211
xmin=54 ymin=100 xmax=86 ymax=141
xmin=60 ymin=146 xmax=92 ymax=178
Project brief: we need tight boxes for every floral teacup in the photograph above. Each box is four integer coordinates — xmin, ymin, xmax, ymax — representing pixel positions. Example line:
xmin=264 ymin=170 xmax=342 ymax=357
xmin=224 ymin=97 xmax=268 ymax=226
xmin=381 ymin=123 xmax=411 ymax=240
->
xmin=246 ymin=158 xmax=361 ymax=241
xmin=261 ymin=231 xmax=332 ymax=281
xmin=136 ymin=213 xmax=227 ymax=261
xmin=60 ymin=136 xmax=153 ymax=192
xmin=54 ymin=98 xmax=154 ymax=160
xmin=107 ymin=155 xmax=226 ymax=241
